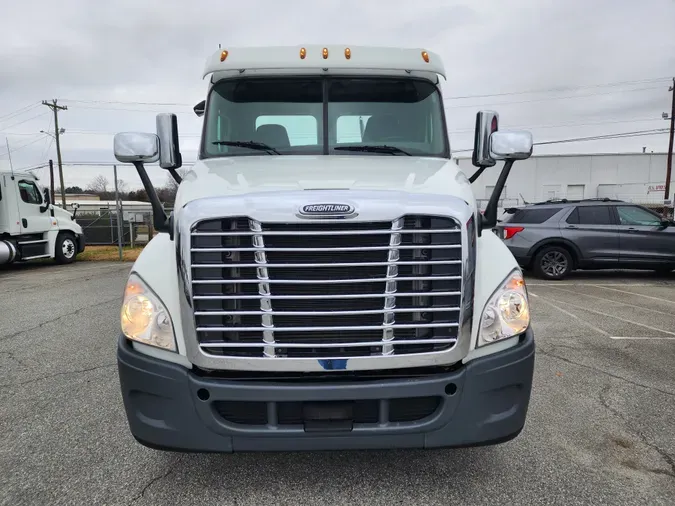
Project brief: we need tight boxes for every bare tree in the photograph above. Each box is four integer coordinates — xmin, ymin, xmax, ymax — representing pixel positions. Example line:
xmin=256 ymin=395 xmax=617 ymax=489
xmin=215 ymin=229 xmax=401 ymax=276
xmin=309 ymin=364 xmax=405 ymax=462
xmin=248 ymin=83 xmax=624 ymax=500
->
xmin=86 ymin=175 xmax=110 ymax=194
xmin=116 ymin=179 xmax=129 ymax=194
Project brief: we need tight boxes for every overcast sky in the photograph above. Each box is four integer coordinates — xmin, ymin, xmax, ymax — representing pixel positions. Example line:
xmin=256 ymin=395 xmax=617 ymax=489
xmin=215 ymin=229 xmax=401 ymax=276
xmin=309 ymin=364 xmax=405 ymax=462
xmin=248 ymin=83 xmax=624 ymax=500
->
xmin=1 ymin=0 xmax=673 ymax=190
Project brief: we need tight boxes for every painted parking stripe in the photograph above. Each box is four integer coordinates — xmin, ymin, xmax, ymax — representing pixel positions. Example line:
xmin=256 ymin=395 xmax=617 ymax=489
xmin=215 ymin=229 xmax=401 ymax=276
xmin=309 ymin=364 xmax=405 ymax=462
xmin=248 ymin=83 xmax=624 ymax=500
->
xmin=531 ymin=293 xmax=675 ymax=337
xmin=529 ymin=291 xmax=611 ymax=337
xmin=541 ymin=285 xmax=674 ymax=317
xmin=589 ymin=284 xmax=675 ymax=305
xmin=609 ymin=336 xmax=675 ymax=340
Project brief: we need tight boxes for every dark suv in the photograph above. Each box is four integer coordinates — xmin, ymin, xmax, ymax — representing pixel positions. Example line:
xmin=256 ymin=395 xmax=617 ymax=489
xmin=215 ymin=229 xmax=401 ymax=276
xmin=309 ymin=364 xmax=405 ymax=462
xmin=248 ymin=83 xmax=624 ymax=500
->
xmin=495 ymin=199 xmax=675 ymax=280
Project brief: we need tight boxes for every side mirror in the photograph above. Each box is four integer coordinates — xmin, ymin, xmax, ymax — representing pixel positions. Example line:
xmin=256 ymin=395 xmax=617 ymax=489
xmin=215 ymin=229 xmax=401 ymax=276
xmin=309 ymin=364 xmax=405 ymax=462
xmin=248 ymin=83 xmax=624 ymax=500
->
xmin=156 ymin=113 xmax=182 ymax=169
xmin=472 ymin=111 xmax=499 ymax=168
xmin=193 ymin=100 xmax=205 ymax=117
xmin=113 ymin=132 xmax=160 ymax=163
xmin=490 ymin=131 xmax=533 ymax=160
xmin=70 ymin=202 xmax=80 ymax=218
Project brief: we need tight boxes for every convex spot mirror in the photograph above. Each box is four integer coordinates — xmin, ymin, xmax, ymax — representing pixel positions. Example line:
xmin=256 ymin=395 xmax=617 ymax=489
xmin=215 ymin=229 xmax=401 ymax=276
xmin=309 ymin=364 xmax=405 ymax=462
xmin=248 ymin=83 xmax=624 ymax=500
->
xmin=156 ymin=113 xmax=182 ymax=170
xmin=490 ymin=131 xmax=533 ymax=161
xmin=113 ymin=133 xmax=160 ymax=164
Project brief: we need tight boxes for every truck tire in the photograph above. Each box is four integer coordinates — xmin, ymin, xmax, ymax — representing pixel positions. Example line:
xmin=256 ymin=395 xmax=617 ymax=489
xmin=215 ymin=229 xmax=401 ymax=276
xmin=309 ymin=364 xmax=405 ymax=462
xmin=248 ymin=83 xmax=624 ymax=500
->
xmin=533 ymin=245 xmax=572 ymax=280
xmin=55 ymin=233 xmax=78 ymax=264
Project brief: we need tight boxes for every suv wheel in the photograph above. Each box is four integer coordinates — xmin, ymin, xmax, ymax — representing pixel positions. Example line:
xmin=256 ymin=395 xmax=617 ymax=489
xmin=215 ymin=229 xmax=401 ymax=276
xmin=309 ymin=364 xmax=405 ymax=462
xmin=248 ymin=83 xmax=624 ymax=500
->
xmin=534 ymin=246 xmax=572 ymax=280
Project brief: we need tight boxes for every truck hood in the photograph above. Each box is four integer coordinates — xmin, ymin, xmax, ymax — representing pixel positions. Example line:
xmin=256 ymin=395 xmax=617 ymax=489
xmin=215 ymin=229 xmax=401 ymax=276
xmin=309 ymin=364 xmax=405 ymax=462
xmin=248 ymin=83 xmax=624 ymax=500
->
xmin=175 ymin=156 xmax=475 ymax=208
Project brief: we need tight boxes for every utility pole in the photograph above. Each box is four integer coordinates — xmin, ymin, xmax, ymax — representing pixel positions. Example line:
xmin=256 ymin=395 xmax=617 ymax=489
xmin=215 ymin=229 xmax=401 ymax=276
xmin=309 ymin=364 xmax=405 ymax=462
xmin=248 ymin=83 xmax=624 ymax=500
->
xmin=5 ymin=138 xmax=14 ymax=176
xmin=42 ymin=99 xmax=67 ymax=209
xmin=664 ymin=78 xmax=675 ymax=216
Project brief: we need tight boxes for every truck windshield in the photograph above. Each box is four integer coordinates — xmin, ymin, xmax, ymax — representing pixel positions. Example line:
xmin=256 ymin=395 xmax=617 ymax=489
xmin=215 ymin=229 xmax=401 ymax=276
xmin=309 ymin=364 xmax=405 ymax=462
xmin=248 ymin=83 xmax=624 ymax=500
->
xmin=201 ymin=77 xmax=449 ymax=158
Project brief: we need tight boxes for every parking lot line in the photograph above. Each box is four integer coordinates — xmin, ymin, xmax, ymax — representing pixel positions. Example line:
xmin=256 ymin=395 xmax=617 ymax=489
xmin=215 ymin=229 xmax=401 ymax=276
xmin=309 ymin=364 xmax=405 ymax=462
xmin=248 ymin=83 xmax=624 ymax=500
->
xmin=540 ymin=285 xmax=674 ymax=317
xmin=529 ymin=291 xmax=611 ymax=337
xmin=609 ymin=336 xmax=675 ymax=340
xmin=530 ymin=292 xmax=675 ymax=337
xmin=527 ymin=282 xmax=660 ymax=287
xmin=588 ymin=284 xmax=675 ymax=305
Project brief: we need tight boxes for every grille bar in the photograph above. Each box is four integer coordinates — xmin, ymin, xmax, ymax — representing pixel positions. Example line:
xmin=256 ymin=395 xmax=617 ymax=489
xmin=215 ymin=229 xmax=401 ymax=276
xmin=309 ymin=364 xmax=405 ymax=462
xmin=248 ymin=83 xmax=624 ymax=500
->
xmin=382 ymin=217 xmax=402 ymax=355
xmin=250 ymin=219 xmax=275 ymax=358
xmin=193 ymin=291 xmax=461 ymax=300
xmin=200 ymin=338 xmax=458 ymax=349
xmin=192 ymin=260 xmax=462 ymax=268
xmin=192 ymin=228 xmax=460 ymax=237
xmin=197 ymin=323 xmax=459 ymax=332
xmin=191 ymin=244 xmax=459 ymax=252
xmin=195 ymin=307 xmax=459 ymax=316
xmin=193 ymin=276 xmax=461 ymax=285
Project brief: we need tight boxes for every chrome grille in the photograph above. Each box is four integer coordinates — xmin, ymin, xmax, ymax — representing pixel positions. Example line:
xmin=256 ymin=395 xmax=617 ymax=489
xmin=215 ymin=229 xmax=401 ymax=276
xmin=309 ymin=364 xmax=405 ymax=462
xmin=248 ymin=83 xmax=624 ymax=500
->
xmin=190 ymin=215 xmax=463 ymax=358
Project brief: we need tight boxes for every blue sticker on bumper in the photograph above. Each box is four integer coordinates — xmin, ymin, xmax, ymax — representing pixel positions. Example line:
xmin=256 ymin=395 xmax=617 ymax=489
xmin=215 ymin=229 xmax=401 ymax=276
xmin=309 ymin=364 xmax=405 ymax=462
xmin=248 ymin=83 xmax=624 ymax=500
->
xmin=318 ymin=359 xmax=348 ymax=370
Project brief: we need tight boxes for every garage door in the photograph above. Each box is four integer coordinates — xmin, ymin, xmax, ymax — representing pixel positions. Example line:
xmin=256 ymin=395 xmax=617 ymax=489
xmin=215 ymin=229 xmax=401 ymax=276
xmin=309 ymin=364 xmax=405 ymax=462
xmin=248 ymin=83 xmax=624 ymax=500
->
xmin=597 ymin=184 xmax=618 ymax=199
xmin=567 ymin=184 xmax=585 ymax=200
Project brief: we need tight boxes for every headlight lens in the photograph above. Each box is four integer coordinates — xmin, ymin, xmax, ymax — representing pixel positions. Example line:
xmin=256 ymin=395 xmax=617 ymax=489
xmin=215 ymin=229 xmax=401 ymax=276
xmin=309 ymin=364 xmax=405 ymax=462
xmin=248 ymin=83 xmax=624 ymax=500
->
xmin=121 ymin=273 xmax=176 ymax=351
xmin=478 ymin=269 xmax=530 ymax=346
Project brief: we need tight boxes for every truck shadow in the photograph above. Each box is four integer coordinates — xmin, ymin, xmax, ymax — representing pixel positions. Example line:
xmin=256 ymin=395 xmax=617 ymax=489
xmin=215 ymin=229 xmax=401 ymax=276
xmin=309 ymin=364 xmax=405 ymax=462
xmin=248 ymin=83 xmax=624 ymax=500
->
xmin=148 ymin=444 xmax=508 ymax=499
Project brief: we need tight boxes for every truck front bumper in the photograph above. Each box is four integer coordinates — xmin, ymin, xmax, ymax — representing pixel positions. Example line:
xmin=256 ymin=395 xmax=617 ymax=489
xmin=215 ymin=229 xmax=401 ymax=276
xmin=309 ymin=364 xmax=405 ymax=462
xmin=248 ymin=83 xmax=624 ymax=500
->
xmin=117 ymin=329 xmax=535 ymax=452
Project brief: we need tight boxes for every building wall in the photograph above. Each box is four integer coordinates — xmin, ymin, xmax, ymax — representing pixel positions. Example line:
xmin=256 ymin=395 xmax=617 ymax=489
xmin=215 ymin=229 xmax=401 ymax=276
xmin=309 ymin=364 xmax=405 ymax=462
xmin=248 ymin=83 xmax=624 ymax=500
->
xmin=457 ymin=153 xmax=672 ymax=208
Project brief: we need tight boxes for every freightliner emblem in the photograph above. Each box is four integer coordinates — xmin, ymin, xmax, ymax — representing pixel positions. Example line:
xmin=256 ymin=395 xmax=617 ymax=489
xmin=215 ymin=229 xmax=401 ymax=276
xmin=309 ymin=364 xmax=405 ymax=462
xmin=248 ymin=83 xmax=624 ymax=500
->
xmin=299 ymin=203 xmax=355 ymax=217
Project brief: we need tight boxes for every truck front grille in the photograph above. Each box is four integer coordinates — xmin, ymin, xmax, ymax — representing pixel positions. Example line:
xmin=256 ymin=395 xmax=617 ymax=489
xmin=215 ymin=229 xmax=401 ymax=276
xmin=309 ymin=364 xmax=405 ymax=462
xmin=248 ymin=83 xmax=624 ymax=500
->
xmin=190 ymin=215 xmax=463 ymax=358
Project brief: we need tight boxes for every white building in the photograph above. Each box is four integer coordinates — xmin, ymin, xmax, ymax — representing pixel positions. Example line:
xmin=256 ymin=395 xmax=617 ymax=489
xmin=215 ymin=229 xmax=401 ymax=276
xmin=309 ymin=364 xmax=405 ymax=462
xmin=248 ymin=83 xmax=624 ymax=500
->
xmin=456 ymin=152 xmax=673 ymax=211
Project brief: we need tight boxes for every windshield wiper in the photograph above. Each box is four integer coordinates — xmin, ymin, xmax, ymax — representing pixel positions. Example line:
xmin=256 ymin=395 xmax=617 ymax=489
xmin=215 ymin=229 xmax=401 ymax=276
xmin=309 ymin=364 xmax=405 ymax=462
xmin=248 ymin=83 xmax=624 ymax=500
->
xmin=212 ymin=140 xmax=280 ymax=155
xmin=334 ymin=145 xmax=412 ymax=156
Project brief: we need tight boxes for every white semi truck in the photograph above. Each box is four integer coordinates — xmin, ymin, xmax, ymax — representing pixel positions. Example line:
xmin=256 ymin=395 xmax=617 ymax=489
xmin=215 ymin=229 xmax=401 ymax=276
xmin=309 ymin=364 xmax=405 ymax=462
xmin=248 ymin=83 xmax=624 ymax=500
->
xmin=114 ymin=45 xmax=535 ymax=452
xmin=0 ymin=169 xmax=84 ymax=266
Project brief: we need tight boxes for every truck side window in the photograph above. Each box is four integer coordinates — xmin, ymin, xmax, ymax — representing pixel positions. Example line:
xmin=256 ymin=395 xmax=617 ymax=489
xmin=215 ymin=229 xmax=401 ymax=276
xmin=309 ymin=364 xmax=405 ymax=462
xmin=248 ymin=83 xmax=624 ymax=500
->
xmin=18 ymin=180 xmax=42 ymax=205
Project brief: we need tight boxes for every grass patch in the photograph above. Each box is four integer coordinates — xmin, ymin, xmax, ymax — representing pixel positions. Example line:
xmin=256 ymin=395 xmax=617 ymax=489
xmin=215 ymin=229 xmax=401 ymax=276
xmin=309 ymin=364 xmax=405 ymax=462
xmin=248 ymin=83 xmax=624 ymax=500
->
xmin=79 ymin=245 xmax=144 ymax=262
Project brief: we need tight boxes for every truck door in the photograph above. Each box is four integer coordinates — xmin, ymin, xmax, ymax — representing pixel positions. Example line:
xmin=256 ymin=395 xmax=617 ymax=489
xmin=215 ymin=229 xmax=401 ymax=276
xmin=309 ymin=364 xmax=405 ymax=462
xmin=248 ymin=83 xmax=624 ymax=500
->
xmin=615 ymin=204 xmax=675 ymax=266
xmin=16 ymin=178 xmax=53 ymax=235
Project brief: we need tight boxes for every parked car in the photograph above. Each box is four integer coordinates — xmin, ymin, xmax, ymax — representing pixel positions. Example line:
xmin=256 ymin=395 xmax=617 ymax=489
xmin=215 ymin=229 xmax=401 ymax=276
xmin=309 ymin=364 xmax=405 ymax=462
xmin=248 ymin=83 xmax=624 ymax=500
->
xmin=495 ymin=199 xmax=675 ymax=280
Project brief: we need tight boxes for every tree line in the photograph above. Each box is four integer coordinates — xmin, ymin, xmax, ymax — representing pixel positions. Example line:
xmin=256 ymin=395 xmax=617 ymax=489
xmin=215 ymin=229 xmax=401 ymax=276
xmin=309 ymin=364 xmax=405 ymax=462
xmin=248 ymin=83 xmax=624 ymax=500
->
xmin=57 ymin=170 xmax=184 ymax=205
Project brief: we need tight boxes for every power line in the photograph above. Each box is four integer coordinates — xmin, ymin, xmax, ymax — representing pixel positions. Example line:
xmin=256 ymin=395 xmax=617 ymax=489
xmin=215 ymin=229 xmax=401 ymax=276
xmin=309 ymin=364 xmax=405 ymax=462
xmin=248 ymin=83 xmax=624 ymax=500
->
xmin=444 ymin=86 xmax=665 ymax=109
xmin=0 ymin=102 xmax=41 ymax=122
xmin=452 ymin=129 xmax=670 ymax=153
xmin=443 ymin=77 xmax=672 ymax=100
xmin=0 ymin=111 xmax=50 ymax=132
xmin=447 ymin=116 xmax=664 ymax=134
xmin=0 ymin=134 xmax=49 ymax=158
xmin=61 ymin=98 xmax=192 ymax=107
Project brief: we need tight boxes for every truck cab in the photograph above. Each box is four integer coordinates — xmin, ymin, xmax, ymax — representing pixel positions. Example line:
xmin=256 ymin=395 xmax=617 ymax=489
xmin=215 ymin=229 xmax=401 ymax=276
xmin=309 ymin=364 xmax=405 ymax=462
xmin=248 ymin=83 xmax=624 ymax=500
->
xmin=0 ymin=170 xmax=85 ymax=266
xmin=114 ymin=45 xmax=535 ymax=452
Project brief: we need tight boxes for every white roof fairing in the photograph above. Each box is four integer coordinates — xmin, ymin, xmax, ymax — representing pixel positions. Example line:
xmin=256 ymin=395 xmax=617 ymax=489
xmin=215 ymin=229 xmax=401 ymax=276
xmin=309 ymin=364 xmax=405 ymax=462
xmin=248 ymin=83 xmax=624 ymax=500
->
xmin=202 ymin=45 xmax=446 ymax=81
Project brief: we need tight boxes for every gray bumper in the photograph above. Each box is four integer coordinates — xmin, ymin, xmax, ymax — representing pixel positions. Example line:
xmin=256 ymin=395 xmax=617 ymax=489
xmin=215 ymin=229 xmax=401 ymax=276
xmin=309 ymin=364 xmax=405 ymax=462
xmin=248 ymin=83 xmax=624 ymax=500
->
xmin=117 ymin=329 xmax=535 ymax=453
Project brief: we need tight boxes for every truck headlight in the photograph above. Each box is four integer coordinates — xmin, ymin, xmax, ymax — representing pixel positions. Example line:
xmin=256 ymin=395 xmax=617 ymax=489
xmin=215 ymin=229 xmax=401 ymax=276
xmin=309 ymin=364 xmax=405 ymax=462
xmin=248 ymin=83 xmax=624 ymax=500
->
xmin=121 ymin=273 xmax=176 ymax=351
xmin=478 ymin=269 xmax=530 ymax=346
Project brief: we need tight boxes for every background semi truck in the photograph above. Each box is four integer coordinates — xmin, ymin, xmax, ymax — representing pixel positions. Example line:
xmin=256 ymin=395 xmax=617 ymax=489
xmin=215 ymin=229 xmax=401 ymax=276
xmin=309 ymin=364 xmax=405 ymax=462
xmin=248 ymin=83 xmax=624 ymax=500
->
xmin=114 ymin=45 xmax=536 ymax=452
xmin=0 ymin=169 xmax=84 ymax=266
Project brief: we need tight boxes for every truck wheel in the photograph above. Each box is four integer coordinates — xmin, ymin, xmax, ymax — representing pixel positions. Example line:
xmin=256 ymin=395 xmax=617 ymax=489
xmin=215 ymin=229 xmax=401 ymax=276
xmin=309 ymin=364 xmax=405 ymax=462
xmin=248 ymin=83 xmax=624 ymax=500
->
xmin=55 ymin=233 xmax=78 ymax=264
xmin=533 ymin=246 xmax=572 ymax=280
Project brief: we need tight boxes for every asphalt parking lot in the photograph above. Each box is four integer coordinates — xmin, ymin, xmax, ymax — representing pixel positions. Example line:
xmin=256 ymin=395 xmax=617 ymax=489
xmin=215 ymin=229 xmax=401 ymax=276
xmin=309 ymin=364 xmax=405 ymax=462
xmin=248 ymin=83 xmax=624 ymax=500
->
xmin=1 ymin=262 xmax=674 ymax=505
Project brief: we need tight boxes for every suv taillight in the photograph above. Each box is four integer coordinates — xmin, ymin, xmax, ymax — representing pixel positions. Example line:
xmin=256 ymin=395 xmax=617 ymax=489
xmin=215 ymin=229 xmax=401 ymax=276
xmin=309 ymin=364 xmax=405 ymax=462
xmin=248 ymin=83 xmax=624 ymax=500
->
xmin=503 ymin=226 xmax=524 ymax=240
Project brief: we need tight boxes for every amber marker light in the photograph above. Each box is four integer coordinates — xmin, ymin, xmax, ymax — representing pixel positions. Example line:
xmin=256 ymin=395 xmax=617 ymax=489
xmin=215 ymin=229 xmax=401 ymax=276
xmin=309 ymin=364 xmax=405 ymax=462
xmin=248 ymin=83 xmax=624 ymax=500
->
xmin=322 ymin=47 xmax=329 ymax=59
xmin=345 ymin=48 xmax=351 ymax=59
xmin=220 ymin=50 xmax=229 ymax=62
xmin=300 ymin=47 xmax=307 ymax=59
xmin=421 ymin=51 xmax=430 ymax=63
